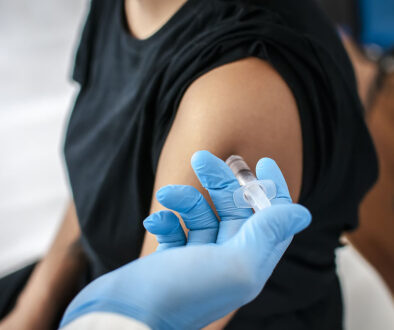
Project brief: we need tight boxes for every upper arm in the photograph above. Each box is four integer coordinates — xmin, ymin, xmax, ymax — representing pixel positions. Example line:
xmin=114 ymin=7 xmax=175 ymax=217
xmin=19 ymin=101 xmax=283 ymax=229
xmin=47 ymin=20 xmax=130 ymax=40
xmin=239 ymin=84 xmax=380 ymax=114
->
xmin=140 ymin=57 xmax=302 ymax=256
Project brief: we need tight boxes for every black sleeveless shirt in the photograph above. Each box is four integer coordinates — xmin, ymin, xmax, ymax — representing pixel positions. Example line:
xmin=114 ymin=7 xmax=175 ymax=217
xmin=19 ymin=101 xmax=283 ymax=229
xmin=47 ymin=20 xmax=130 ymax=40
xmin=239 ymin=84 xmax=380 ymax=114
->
xmin=64 ymin=0 xmax=377 ymax=324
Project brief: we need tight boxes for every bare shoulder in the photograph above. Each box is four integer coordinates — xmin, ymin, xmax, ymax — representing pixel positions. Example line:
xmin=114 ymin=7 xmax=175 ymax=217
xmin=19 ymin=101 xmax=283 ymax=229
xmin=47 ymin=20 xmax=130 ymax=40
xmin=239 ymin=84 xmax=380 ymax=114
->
xmin=142 ymin=57 xmax=303 ymax=257
xmin=173 ymin=57 xmax=303 ymax=200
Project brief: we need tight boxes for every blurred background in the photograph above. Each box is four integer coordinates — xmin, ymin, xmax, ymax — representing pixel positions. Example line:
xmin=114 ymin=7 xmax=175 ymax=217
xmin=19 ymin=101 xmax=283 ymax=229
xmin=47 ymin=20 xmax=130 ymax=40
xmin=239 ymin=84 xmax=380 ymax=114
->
xmin=0 ymin=0 xmax=85 ymax=274
xmin=0 ymin=1 xmax=393 ymax=329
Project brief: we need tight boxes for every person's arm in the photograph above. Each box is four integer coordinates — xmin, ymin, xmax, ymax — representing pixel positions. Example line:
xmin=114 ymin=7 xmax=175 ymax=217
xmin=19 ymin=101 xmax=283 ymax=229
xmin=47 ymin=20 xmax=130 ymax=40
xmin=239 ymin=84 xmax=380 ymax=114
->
xmin=0 ymin=201 xmax=87 ymax=330
xmin=139 ymin=57 xmax=302 ymax=328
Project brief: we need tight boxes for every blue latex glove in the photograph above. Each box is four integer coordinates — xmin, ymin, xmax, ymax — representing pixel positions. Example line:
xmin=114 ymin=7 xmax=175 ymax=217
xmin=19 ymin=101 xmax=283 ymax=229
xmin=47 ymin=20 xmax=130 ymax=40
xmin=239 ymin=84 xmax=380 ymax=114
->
xmin=60 ymin=152 xmax=311 ymax=329
xmin=146 ymin=150 xmax=292 ymax=248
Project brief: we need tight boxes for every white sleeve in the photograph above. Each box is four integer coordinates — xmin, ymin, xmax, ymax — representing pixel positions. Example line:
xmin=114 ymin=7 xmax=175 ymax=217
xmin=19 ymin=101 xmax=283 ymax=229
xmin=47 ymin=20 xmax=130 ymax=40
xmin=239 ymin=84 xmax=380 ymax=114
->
xmin=62 ymin=312 xmax=151 ymax=330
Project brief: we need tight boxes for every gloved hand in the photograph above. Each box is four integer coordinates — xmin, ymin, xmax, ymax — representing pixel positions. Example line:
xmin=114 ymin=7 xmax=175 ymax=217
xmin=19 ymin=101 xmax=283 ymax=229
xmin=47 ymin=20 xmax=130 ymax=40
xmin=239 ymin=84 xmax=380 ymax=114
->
xmin=145 ymin=150 xmax=293 ymax=247
xmin=60 ymin=152 xmax=311 ymax=330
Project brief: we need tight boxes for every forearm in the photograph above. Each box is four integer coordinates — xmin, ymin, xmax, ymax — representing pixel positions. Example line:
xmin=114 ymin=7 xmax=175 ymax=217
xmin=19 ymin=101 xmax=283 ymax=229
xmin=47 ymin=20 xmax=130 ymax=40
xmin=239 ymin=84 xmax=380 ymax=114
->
xmin=14 ymin=202 xmax=87 ymax=327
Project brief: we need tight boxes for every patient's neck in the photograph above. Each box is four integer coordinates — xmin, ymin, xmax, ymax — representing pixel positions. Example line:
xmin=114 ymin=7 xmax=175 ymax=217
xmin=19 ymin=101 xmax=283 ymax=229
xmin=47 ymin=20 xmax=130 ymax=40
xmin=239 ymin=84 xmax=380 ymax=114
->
xmin=124 ymin=0 xmax=188 ymax=40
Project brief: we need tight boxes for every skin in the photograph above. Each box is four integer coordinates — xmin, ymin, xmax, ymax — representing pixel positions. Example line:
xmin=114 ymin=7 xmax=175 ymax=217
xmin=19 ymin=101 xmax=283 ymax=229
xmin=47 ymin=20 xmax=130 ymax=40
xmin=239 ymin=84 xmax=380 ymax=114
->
xmin=139 ymin=57 xmax=303 ymax=329
xmin=125 ymin=0 xmax=188 ymax=40
xmin=0 ymin=202 xmax=86 ymax=329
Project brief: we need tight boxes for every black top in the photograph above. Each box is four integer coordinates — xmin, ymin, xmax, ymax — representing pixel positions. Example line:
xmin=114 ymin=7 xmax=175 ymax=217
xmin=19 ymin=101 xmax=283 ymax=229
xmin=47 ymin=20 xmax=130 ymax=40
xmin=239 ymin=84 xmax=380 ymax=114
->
xmin=64 ymin=0 xmax=377 ymax=324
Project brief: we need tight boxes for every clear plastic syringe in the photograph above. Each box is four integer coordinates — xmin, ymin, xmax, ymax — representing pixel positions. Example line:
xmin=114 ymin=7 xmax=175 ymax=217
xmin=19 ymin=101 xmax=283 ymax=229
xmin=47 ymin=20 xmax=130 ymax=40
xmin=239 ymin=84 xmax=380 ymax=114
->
xmin=226 ymin=155 xmax=276 ymax=211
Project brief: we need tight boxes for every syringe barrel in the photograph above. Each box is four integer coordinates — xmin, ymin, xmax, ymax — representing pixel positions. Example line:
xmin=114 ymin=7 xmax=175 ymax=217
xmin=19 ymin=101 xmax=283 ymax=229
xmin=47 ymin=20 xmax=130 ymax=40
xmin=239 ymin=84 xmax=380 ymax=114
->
xmin=226 ymin=155 xmax=256 ymax=186
xmin=243 ymin=182 xmax=271 ymax=211
xmin=226 ymin=155 xmax=273 ymax=211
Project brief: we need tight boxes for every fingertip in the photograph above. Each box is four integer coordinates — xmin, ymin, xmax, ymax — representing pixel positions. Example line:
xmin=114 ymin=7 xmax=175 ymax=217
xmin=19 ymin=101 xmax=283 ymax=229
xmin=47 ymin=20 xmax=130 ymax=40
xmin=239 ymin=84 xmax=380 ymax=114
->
xmin=191 ymin=150 xmax=222 ymax=175
xmin=143 ymin=212 xmax=158 ymax=232
xmin=156 ymin=185 xmax=202 ymax=211
xmin=256 ymin=157 xmax=272 ymax=168
xmin=256 ymin=158 xmax=291 ymax=201
xmin=256 ymin=158 xmax=280 ymax=177
xmin=191 ymin=151 xmax=238 ymax=189
xmin=143 ymin=212 xmax=159 ymax=229
xmin=156 ymin=184 xmax=196 ymax=202
xmin=290 ymin=204 xmax=312 ymax=233
xmin=191 ymin=150 xmax=213 ymax=167
xmin=156 ymin=185 xmax=175 ymax=202
xmin=143 ymin=210 xmax=180 ymax=235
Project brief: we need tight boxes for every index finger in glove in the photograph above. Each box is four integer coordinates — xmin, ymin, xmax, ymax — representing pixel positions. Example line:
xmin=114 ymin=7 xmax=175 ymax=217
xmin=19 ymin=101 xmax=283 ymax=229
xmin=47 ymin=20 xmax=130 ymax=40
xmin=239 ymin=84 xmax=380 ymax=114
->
xmin=191 ymin=150 xmax=253 ymax=222
xmin=156 ymin=185 xmax=219 ymax=245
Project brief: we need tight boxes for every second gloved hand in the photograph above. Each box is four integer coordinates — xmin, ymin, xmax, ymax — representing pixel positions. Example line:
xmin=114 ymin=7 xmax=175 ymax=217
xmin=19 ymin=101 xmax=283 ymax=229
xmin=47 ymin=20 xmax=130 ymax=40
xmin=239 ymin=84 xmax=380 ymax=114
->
xmin=145 ymin=150 xmax=293 ymax=248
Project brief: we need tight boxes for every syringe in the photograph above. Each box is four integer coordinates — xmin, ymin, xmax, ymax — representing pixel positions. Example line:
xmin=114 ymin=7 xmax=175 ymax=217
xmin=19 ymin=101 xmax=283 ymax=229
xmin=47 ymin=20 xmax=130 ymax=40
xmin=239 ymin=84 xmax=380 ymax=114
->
xmin=226 ymin=155 xmax=276 ymax=211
